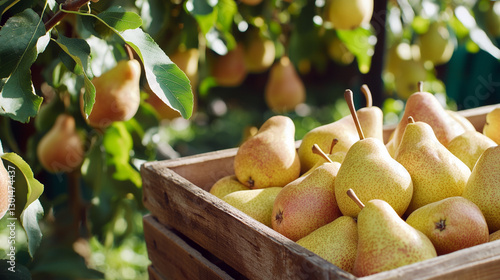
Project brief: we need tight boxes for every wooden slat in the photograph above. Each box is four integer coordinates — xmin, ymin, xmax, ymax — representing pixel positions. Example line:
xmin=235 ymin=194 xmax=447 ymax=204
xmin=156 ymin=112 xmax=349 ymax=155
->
xmin=148 ymin=265 xmax=167 ymax=280
xmin=361 ymin=240 xmax=500 ymax=280
xmin=143 ymin=215 xmax=235 ymax=280
xmin=142 ymin=163 xmax=356 ymax=280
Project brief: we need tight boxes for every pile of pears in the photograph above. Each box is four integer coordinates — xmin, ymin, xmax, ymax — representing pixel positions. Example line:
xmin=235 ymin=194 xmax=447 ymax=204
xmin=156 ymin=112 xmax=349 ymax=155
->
xmin=209 ymin=82 xmax=500 ymax=277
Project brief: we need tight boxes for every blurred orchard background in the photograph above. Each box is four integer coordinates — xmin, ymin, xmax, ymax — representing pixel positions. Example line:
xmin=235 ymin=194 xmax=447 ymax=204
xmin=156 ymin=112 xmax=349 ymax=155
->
xmin=0 ymin=0 xmax=499 ymax=279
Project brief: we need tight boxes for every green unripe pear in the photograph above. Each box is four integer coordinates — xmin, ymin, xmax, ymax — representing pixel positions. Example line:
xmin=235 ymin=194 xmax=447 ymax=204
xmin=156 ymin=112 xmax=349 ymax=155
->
xmin=328 ymin=0 xmax=374 ymax=30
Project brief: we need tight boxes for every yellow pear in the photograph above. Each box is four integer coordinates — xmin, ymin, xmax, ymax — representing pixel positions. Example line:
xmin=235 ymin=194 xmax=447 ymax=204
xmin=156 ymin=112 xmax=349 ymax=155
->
xmin=222 ymin=187 xmax=282 ymax=227
xmin=209 ymin=175 xmax=250 ymax=199
xmin=328 ymin=0 xmax=374 ymax=30
xmin=348 ymin=189 xmax=437 ymax=277
xmin=37 ymin=114 xmax=85 ymax=173
xmin=243 ymin=29 xmax=276 ymax=73
xmin=417 ymin=21 xmax=455 ymax=66
xmin=210 ymin=44 xmax=247 ymax=87
xmin=386 ymin=82 xmax=470 ymax=157
xmin=264 ymin=56 xmax=306 ymax=113
xmin=298 ymin=85 xmax=383 ymax=173
xmin=272 ymin=145 xmax=342 ymax=241
xmin=301 ymin=139 xmax=346 ymax=178
xmin=394 ymin=117 xmax=471 ymax=215
xmin=462 ymin=145 xmax=500 ymax=233
xmin=335 ymin=90 xmax=413 ymax=218
xmin=394 ymin=59 xmax=427 ymax=100
xmin=296 ymin=216 xmax=358 ymax=273
xmin=406 ymin=196 xmax=489 ymax=256
xmin=81 ymin=59 xmax=141 ymax=128
xmin=446 ymin=130 xmax=497 ymax=170
xmin=483 ymin=106 xmax=500 ymax=144
xmin=234 ymin=115 xmax=301 ymax=189
xmin=490 ymin=230 xmax=500 ymax=242
xmin=0 ymin=159 xmax=9 ymax=219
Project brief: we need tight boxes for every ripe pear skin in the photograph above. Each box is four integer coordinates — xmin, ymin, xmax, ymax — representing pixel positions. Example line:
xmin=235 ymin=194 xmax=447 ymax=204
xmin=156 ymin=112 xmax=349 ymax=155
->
xmin=462 ymin=145 xmax=500 ymax=233
xmin=37 ymin=114 xmax=85 ymax=173
xmin=296 ymin=216 xmax=358 ymax=273
xmin=417 ymin=21 xmax=454 ymax=66
xmin=335 ymin=138 xmax=413 ymax=218
xmin=446 ymin=130 xmax=497 ymax=170
xmin=490 ymin=230 xmax=500 ymax=242
xmin=483 ymin=107 xmax=500 ymax=144
xmin=264 ymin=56 xmax=305 ymax=114
xmin=386 ymin=90 xmax=470 ymax=157
xmin=353 ymin=199 xmax=437 ymax=277
xmin=0 ymin=159 xmax=9 ymax=219
xmin=298 ymin=106 xmax=383 ymax=173
xmin=272 ymin=162 xmax=342 ymax=241
xmin=244 ymin=31 xmax=276 ymax=73
xmin=81 ymin=59 xmax=141 ymax=128
xmin=222 ymin=187 xmax=282 ymax=227
xmin=211 ymin=44 xmax=247 ymax=87
xmin=328 ymin=0 xmax=373 ymax=30
xmin=394 ymin=120 xmax=471 ymax=215
xmin=209 ymin=175 xmax=250 ymax=199
xmin=234 ymin=115 xmax=301 ymax=189
xmin=406 ymin=196 xmax=489 ymax=255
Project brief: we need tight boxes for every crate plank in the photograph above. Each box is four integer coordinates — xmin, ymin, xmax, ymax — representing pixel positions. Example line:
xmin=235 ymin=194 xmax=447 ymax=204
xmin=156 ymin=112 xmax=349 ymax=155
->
xmin=361 ymin=240 xmax=500 ymax=280
xmin=142 ymin=163 xmax=356 ymax=280
xmin=148 ymin=265 xmax=167 ymax=280
xmin=144 ymin=215 xmax=235 ymax=280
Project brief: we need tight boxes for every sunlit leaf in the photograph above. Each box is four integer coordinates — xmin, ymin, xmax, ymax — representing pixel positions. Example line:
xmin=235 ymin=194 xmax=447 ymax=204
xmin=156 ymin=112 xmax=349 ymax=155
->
xmin=0 ymin=8 xmax=48 ymax=123
xmin=337 ymin=27 xmax=375 ymax=74
xmin=20 ymin=199 xmax=44 ymax=257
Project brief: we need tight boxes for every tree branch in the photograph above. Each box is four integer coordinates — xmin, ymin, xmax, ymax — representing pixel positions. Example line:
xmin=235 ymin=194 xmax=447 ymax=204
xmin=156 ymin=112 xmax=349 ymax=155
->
xmin=44 ymin=0 xmax=91 ymax=31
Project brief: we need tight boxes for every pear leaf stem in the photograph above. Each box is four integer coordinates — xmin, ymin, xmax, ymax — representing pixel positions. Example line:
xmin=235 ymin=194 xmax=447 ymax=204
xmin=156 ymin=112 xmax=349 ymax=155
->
xmin=344 ymin=89 xmax=365 ymax=140
xmin=347 ymin=188 xmax=365 ymax=209
xmin=312 ymin=144 xmax=334 ymax=163
xmin=360 ymin=84 xmax=373 ymax=107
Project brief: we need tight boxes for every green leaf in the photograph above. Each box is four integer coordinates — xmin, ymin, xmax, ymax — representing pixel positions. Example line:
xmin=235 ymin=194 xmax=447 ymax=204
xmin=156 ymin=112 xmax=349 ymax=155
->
xmin=1 ymin=153 xmax=44 ymax=257
xmin=0 ymin=259 xmax=31 ymax=279
xmin=52 ymin=34 xmax=96 ymax=117
xmin=188 ymin=0 xmax=216 ymax=16
xmin=97 ymin=6 xmax=143 ymax=31
xmin=0 ymin=8 xmax=48 ymax=123
xmin=121 ymin=28 xmax=193 ymax=119
xmin=20 ymin=199 xmax=44 ymax=257
xmin=103 ymin=123 xmax=141 ymax=187
xmin=337 ymin=27 xmax=375 ymax=74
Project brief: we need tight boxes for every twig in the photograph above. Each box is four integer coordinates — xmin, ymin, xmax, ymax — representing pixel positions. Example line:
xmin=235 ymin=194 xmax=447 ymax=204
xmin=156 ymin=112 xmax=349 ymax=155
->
xmin=44 ymin=0 xmax=90 ymax=31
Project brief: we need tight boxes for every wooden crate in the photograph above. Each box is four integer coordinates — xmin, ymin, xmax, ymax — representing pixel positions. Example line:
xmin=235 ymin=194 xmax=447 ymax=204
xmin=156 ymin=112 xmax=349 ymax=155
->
xmin=142 ymin=104 xmax=500 ymax=280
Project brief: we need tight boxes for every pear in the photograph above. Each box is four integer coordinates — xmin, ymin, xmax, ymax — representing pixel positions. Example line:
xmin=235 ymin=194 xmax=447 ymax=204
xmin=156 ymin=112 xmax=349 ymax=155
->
xmin=394 ymin=117 xmax=471 ymax=215
xmin=296 ymin=216 xmax=358 ymax=273
xmin=81 ymin=59 xmax=141 ymax=128
xmin=243 ymin=29 xmax=276 ymax=73
xmin=264 ymin=56 xmax=305 ymax=114
xmin=234 ymin=115 xmax=301 ymax=189
xmin=328 ymin=0 xmax=373 ymax=30
xmin=170 ymin=47 xmax=199 ymax=88
xmin=490 ymin=230 xmax=500 ymax=242
xmin=222 ymin=187 xmax=282 ymax=227
xmin=386 ymin=82 xmax=470 ymax=157
xmin=209 ymin=175 xmax=250 ymax=199
xmin=301 ymin=139 xmax=346 ymax=178
xmin=406 ymin=196 xmax=489 ymax=255
xmin=37 ymin=114 xmax=85 ymax=173
xmin=446 ymin=130 xmax=497 ymax=170
xmin=417 ymin=21 xmax=454 ymax=66
xmin=348 ymin=189 xmax=437 ymax=277
xmin=298 ymin=85 xmax=383 ymax=173
xmin=335 ymin=90 xmax=413 ymax=218
xmin=272 ymin=145 xmax=342 ymax=241
xmin=483 ymin=106 xmax=500 ymax=144
xmin=0 ymin=159 xmax=9 ymax=219
xmin=394 ymin=59 xmax=427 ymax=100
xmin=462 ymin=145 xmax=500 ymax=233
xmin=210 ymin=43 xmax=247 ymax=87
xmin=446 ymin=109 xmax=476 ymax=132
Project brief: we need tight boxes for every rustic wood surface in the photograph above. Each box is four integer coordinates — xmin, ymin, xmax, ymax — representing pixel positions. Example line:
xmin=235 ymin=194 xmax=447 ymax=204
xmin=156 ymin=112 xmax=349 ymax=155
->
xmin=148 ymin=265 xmax=167 ymax=280
xmin=142 ymin=104 xmax=497 ymax=280
xmin=144 ymin=215 xmax=235 ymax=280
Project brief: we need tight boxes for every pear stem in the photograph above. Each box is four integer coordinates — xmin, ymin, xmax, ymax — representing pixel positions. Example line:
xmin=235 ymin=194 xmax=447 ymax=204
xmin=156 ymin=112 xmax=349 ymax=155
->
xmin=329 ymin=138 xmax=339 ymax=154
xmin=360 ymin=84 xmax=373 ymax=107
xmin=417 ymin=81 xmax=424 ymax=92
xmin=312 ymin=144 xmax=334 ymax=163
xmin=347 ymin=188 xmax=365 ymax=209
xmin=344 ymin=89 xmax=365 ymax=140
xmin=408 ymin=116 xmax=415 ymax=124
